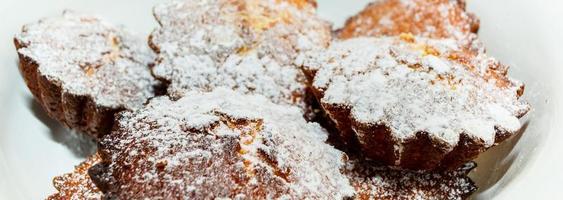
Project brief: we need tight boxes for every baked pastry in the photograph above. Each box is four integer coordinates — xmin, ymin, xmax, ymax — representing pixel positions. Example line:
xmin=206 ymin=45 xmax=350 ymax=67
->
xmin=92 ymin=88 xmax=355 ymax=199
xmin=346 ymin=158 xmax=477 ymax=199
xmin=46 ymin=88 xmax=477 ymax=199
xmin=47 ymin=88 xmax=477 ymax=199
xmin=337 ymin=0 xmax=479 ymax=45
xmin=300 ymin=36 xmax=530 ymax=170
xmin=48 ymin=155 xmax=477 ymax=200
xmin=48 ymin=143 xmax=476 ymax=200
xmin=48 ymin=160 xmax=478 ymax=200
xmin=327 ymin=108 xmax=477 ymax=200
xmin=14 ymin=11 xmax=158 ymax=138
xmin=47 ymin=153 xmax=103 ymax=200
xmin=300 ymin=0 xmax=482 ymax=78
xmin=148 ymin=0 xmax=331 ymax=116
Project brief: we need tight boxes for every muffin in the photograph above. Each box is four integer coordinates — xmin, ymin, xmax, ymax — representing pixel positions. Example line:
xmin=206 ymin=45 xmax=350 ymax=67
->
xmin=300 ymin=36 xmax=529 ymax=170
xmin=338 ymin=0 xmax=480 ymax=48
xmin=14 ymin=11 xmax=159 ymax=138
xmin=148 ymin=0 xmax=331 ymax=117
xmin=92 ymin=88 xmax=354 ymax=199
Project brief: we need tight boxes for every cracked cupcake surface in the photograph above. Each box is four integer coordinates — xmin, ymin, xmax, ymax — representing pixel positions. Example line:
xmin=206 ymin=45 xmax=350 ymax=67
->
xmin=149 ymin=0 xmax=331 ymax=116
xmin=300 ymin=36 xmax=529 ymax=170
xmin=94 ymin=88 xmax=354 ymax=199
xmin=14 ymin=11 xmax=158 ymax=138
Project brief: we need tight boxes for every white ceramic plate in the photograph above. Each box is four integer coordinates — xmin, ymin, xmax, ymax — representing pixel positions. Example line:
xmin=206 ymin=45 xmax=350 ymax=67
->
xmin=0 ymin=0 xmax=562 ymax=199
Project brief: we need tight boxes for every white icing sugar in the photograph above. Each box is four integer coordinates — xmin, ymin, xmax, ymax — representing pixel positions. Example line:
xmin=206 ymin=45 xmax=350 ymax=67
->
xmin=423 ymin=55 xmax=451 ymax=73
xmin=16 ymin=11 xmax=157 ymax=109
xmin=301 ymin=36 xmax=529 ymax=147
xmin=345 ymin=159 xmax=477 ymax=199
xmin=149 ymin=0 xmax=331 ymax=112
xmin=103 ymin=88 xmax=354 ymax=199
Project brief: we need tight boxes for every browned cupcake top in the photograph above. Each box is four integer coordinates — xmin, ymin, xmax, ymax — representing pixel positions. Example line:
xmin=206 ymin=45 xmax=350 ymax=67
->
xmin=98 ymin=88 xmax=354 ymax=199
xmin=15 ymin=11 xmax=157 ymax=110
xmin=338 ymin=0 xmax=479 ymax=43
xmin=149 ymin=0 xmax=331 ymax=112
xmin=300 ymin=36 xmax=529 ymax=150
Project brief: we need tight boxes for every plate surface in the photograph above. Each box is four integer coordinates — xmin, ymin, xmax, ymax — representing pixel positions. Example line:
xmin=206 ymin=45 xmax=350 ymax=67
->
xmin=0 ymin=0 xmax=562 ymax=199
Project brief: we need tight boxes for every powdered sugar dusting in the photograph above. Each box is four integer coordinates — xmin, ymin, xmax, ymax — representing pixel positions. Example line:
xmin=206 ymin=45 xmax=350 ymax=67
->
xmin=346 ymin=159 xmax=476 ymax=199
xmin=100 ymin=88 xmax=354 ymax=199
xmin=149 ymin=0 xmax=331 ymax=112
xmin=16 ymin=11 xmax=157 ymax=109
xmin=301 ymin=36 xmax=529 ymax=147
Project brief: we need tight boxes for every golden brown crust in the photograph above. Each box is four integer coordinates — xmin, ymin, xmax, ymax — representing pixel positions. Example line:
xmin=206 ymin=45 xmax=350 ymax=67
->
xmin=338 ymin=0 xmax=479 ymax=45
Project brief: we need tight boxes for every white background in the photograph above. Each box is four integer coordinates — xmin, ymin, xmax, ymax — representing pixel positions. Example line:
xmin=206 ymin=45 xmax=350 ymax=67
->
xmin=0 ymin=0 xmax=562 ymax=199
